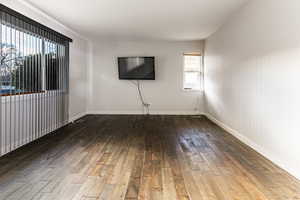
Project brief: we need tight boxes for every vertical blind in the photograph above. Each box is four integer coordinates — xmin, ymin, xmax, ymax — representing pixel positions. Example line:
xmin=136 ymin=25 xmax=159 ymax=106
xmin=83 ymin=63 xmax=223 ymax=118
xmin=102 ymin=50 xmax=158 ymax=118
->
xmin=0 ymin=4 xmax=72 ymax=156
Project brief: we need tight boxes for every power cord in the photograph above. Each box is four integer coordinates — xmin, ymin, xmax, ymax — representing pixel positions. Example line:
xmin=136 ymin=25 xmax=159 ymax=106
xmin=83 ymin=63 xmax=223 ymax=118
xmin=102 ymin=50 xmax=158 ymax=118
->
xmin=131 ymin=80 xmax=150 ymax=115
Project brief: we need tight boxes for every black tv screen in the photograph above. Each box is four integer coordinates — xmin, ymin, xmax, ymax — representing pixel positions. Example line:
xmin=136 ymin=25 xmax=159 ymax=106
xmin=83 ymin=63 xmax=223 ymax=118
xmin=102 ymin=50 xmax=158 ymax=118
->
xmin=118 ymin=57 xmax=155 ymax=80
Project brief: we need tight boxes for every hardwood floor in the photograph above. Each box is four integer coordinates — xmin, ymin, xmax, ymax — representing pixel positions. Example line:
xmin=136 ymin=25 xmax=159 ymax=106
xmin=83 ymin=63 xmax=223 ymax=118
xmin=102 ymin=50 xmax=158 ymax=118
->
xmin=0 ymin=115 xmax=299 ymax=200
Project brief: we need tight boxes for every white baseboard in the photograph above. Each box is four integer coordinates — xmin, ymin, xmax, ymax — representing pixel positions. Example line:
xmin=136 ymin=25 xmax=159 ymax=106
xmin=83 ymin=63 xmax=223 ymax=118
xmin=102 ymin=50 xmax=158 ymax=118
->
xmin=204 ymin=113 xmax=300 ymax=181
xmin=69 ymin=112 xmax=88 ymax=123
xmin=69 ymin=110 xmax=204 ymax=122
xmin=68 ymin=110 xmax=300 ymax=180
xmin=87 ymin=110 xmax=203 ymax=115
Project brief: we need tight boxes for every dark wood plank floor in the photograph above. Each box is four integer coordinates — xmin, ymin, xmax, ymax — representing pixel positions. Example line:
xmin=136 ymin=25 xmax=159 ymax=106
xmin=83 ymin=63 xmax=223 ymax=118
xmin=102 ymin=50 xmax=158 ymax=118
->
xmin=0 ymin=115 xmax=299 ymax=200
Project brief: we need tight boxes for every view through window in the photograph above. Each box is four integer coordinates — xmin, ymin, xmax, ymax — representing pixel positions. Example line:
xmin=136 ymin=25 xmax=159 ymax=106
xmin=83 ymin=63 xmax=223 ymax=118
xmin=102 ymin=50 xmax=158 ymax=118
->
xmin=183 ymin=53 xmax=202 ymax=91
xmin=0 ymin=24 xmax=62 ymax=96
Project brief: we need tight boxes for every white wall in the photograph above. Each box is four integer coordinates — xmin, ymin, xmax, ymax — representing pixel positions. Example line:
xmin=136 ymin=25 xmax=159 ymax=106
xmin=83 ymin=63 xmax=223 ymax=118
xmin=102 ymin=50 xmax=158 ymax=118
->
xmin=1 ymin=0 xmax=90 ymax=121
xmin=204 ymin=0 xmax=300 ymax=179
xmin=88 ymin=39 xmax=204 ymax=115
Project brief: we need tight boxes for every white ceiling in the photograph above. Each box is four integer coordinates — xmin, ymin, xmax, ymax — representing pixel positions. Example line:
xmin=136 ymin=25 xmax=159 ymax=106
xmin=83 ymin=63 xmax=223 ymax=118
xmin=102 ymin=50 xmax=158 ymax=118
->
xmin=24 ymin=0 xmax=248 ymax=41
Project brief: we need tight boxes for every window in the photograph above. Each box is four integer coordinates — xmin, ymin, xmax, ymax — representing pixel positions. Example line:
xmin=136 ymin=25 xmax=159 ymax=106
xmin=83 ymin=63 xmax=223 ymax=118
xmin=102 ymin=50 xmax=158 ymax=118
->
xmin=45 ymin=40 xmax=60 ymax=90
xmin=183 ymin=53 xmax=202 ymax=91
xmin=1 ymin=25 xmax=43 ymax=95
xmin=0 ymin=24 xmax=64 ymax=95
xmin=0 ymin=4 xmax=71 ymax=96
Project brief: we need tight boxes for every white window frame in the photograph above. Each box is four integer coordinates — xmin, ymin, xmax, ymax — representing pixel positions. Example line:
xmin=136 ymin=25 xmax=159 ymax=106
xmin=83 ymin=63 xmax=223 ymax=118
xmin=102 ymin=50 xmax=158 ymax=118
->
xmin=182 ymin=53 xmax=203 ymax=92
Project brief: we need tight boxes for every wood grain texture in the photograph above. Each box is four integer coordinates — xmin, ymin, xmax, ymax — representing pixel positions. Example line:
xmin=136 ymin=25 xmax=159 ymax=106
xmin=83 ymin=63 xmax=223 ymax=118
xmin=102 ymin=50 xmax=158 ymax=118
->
xmin=0 ymin=115 xmax=299 ymax=200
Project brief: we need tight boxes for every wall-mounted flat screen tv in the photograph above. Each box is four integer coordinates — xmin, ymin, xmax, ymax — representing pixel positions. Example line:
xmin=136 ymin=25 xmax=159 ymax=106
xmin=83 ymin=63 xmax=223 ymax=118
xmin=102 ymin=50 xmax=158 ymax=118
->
xmin=118 ymin=57 xmax=155 ymax=80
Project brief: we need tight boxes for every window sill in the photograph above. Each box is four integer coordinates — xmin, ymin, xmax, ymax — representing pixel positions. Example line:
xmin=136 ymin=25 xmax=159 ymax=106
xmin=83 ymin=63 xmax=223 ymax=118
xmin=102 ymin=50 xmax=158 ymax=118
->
xmin=1 ymin=90 xmax=65 ymax=103
xmin=1 ymin=91 xmax=45 ymax=97
xmin=182 ymin=89 xmax=203 ymax=93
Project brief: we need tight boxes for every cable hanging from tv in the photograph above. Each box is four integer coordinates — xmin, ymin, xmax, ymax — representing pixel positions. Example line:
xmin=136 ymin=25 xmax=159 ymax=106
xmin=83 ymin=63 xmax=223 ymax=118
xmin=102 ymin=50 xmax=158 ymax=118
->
xmin=131 ymin=80 xmax=150 ymax=115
